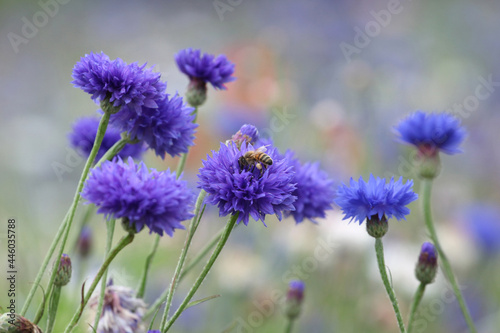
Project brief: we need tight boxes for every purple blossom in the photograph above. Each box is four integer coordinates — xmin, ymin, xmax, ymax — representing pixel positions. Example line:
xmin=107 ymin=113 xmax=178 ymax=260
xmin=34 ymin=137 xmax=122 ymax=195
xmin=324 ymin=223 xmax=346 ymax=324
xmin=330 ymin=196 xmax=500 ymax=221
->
xmin=227 ymin=124 xmax=259 ymax=148
xmin=72 ymin=52 xmax=166 ymax=112
xmin=335 ymin=175 xmax=418 ymax=224
xmin=284 ymin=151 xmax=335 ymax=224
xmin=394 ymin=111 xmax=467 ymax=155
xmin=82 ymin=157 xmax=194 ymax=236
xmin=110 ymin=94 xmax=197 ymax=158
xmin=175 ymin=48 xmax=236 ymax=90
xmin=198 ymin=142 xmax=296 ymax=225
xmin=68 ymin=116 xmax=144 ymax=161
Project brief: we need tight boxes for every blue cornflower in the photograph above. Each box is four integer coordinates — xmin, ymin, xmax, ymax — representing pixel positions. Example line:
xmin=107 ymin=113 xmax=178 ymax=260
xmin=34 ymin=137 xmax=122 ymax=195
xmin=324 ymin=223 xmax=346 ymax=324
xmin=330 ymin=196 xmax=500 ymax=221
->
xmin=198 ymin=142 xmax=296 ymax=225
xmin=72 ymin=52 xmax=166 ymax=112
xmin=110 ymin=94 xmax=197 ymax=158
xmin=394 ymin=111 xmax=467 ymax=155
xmin=81 ymin=157 xmax=194 ymax=236
xmin=175 ymin=48 xmax=235 ymax=90
xmin=68 ymin=116 xmax=144 ymax=161
xmin=335 ymin=174 xmax=418 ymax=224
xmin=284 ymin=151 xmax=335 ymax=224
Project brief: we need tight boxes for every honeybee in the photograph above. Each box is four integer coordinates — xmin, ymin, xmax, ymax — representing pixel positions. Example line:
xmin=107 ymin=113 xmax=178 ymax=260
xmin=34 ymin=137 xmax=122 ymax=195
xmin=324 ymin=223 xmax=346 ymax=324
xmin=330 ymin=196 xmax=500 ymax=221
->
xmin=238 ymin=146 xmax=273 ymax=175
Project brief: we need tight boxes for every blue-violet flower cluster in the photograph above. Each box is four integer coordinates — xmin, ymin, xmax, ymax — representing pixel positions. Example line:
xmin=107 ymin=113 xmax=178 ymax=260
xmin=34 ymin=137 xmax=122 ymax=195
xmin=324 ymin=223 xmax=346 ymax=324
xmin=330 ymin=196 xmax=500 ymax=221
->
xmin=81 ymin=157 xmax=194 ymax=236
xmin=335 ymin=174 xmax=418 ymax=224
xmin=394 ymin=111 xmax=467 ymax=155
xmin=68 ymin=116 xmax=144 ymax=161
xmin=72 ymin=52 xmax=166 ymax=112
xmin=110 ymin=94 xmax=197 ymax=158
xmin=198 ymin=142 xmax=296 ymax=225
xmin=285 ymin=151 xmax=335 ymax=224
xmin=175 ymin=48 xmax=236 ymax=90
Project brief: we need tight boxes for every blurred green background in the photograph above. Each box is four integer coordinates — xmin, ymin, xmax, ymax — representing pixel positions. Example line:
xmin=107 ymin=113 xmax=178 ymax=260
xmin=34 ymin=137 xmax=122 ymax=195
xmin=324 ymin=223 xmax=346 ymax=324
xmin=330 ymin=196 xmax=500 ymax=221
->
xmin=1 ymin=0 xmax=499 ymax=332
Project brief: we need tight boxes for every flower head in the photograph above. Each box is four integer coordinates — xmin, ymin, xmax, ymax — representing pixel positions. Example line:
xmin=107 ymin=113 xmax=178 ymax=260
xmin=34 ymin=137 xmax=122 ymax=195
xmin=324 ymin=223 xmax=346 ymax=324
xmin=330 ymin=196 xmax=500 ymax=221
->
xmin=82 ymin=157 xmax=194 ymax=236
xmin=175 ymin=48 xmax=235 ymax=90
xmin=198 ymin=142 xmax=296 ymax=225
xmin=226 ymin=124 xmax=259 ymax=149
xmin=90 ymin=280 xmax=146 ymax=333
xmin=284 ymin=151 xmax=335 ymax=223
xmin=77 ymin=225 xmax=92 ymax=258
xmin=68 ymin=116 xmax=145 ymax=161
xmin=335 ymin=174 xmax=418 ymax=224
xmin=53 ymin=254 xmax=72 ymax=287
xmin=394 ymin=111 xmax=467 ymax=155
xmin=0 ymin=313 xmax=42 ymax=333
xmin=72 ymin=52 xmax=166 ymax=112
xmin=110 ymin=94 xmax=197 ymax=158
xmin=415 ymin=242 xmax=438 ymax=284
xmin=285 ymin=280 xmax=305 ymax=320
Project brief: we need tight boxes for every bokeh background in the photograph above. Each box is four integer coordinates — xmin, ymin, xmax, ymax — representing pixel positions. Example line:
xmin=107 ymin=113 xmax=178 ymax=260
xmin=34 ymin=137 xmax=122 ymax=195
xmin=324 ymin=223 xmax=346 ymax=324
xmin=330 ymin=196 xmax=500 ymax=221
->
xmin=1 ymin=0 xmax=500 ymax=332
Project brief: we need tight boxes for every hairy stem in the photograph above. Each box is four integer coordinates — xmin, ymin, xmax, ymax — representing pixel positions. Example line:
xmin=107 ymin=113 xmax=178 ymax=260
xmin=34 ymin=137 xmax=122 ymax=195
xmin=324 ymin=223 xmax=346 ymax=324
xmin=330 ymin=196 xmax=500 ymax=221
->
xmin=375 ymin=238 xmax=406 ymax=333
xmin=407 ymin=283 xmax=426 ymax=333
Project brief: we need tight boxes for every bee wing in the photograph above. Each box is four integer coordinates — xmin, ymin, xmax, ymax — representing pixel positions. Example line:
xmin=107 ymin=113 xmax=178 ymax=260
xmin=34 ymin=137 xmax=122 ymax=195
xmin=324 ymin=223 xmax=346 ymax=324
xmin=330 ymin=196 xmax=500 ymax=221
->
xmin=255 ymin=145 xmax=268 ymax=153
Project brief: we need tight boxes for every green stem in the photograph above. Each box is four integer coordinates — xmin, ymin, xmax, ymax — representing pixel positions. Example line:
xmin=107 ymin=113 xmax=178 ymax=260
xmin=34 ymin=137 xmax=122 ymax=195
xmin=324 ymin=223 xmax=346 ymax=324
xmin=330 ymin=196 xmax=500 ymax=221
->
xmin=162 ymin=213 xmax=238 ymax=332
xmin=93 ymin=219 xmax=116 ymax=330
xmin=159 ymin=190 xmax=207 ymax=329
xmin=284 ymin=319 xmax=295 ymax=333
xmin=407 ymin=283 xmax=426 ymax=333
xmin=375 ymin=238 xmax=406 ymax=333
xmin=94 ymin=136 xmax=131 ymax=168
xmin=21 ymin=112 xmax=111 ymax=316
xmin=46 ymin=286 xmax=61 ymax=333
xmin=136 ymin=234 xmax=160 ymax=299
xmin=421 ymin=179 xmax=477 ymax=333
xmin=64 ymin=232 xmax=134 ymax=333
xmin=144 ymin=207 xmax=222 ymax=320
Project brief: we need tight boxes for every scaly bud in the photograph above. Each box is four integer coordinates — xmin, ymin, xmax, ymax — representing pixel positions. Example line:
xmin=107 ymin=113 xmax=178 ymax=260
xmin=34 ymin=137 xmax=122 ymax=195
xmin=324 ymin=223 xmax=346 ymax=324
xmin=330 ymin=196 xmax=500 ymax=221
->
xmin=0 ymin=313 xmax=42 ymax=333
xmin=415 ymin=242 xmax=438 ymax=284
xmin=54 ymin=253 xmax=72 ymax=287
xmin=284 ymin=280 xmax=305 ymax=320
xmin=77 ymin=225 xmax=92 ymax=258
xmin=366 ymin=214 xmax=389 ymax=239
